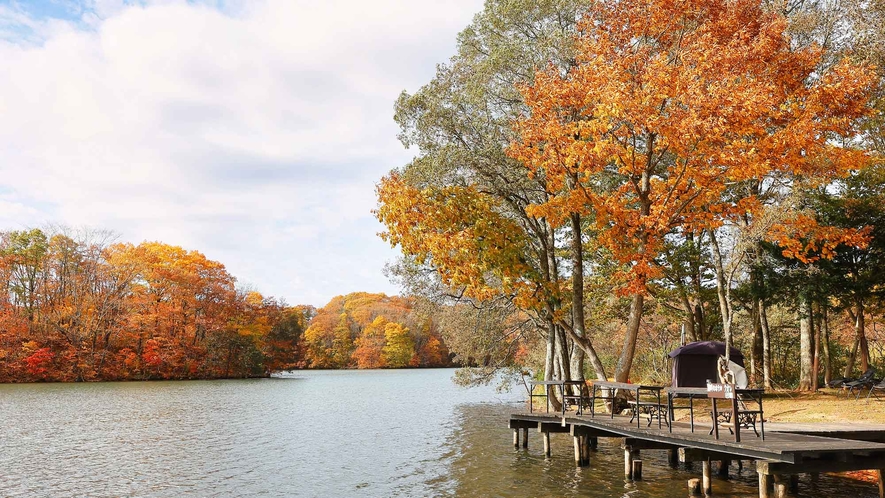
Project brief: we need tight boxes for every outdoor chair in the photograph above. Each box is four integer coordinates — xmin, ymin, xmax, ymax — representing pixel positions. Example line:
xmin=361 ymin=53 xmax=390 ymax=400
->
xmin=868 ymin=379 xmax=885 ymax=400
xmin=843 ymin=368 xmax=878 ymax=400
xmin=826 ymin=376 xmax=853 ymax=388
xmin=709 ymin=391 xmax=764 ymax=439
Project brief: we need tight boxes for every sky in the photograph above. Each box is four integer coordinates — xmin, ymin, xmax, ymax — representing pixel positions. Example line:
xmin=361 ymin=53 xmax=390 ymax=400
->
xmin=0 ymin=0 xmax=485 ymax=307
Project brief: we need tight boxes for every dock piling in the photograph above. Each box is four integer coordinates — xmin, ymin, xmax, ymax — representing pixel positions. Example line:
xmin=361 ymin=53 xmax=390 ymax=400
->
xmin=513 ymin=429 xmax=519 ymax=449
xmin=632 ymin=459 xmax=643 ymax=480
xmin=758 ymin=472 xmax=771 ymax=498
xmin=702 ymin=458 xmax=712 ymax=495
xmin=624 ymin=448 xmax=634 ymax=478
xmin=772 ymin=475 xmax=787 ymax=498
xmin=688 ymin=478 xmax=701 ymax=496
xmin=543 ymin=431 xmax=551 ymax=457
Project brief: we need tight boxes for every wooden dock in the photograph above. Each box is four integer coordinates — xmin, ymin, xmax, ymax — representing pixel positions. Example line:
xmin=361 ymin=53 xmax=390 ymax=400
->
xmin=509 ymin=411 xmax=885 ymax=497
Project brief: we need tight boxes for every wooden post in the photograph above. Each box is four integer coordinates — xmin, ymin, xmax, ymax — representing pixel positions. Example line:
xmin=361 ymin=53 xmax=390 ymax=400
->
xmin=758 ymin=472 xmax=771 ymax=498
xmin=688 ymin=478 xmax=702 ymax=496
xmin=789 ymin=475 xmax=799 ymax=494
xmin=772 ymin=475 xmax=787 ymax=498
xmin=718 ymin=460 xmax=729 ymax=478
xmin=543 ymin=431 xmax=551 ymax=457
xmin=668 ymin=448 xmax=679 ymax=467
xmin=625 ymin=448 xmax=633 ymax=479
xmin=581 ymin=435 xmax=591 ymax=465
xmin=513 ymin=429 xmax=519 ymax=449
xmin=702 ymin=458 xmax=712 ymax=495
xmin=632 ymin=459 xmax=643 ymax=480
xmin=573 ymin=436 xmax=583 ymax=467
xmin=522 ymin=428 xmax=528 ymax=449
xmin=590 ymin=436 xmax=598 ymax=449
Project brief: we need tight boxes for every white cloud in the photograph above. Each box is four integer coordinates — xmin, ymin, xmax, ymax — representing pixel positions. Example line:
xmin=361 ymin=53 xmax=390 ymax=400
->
xmin=0 ymin=0 xmax=484 ymax=306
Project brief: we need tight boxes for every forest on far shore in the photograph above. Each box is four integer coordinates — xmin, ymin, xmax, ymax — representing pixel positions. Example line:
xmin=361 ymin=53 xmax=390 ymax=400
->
xmin=0 ymin=227 xmax=453 ymax=383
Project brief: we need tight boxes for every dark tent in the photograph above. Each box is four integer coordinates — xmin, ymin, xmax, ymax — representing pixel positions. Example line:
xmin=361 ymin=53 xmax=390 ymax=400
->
xmin=668 ymin=341 xmax=745 ymax=388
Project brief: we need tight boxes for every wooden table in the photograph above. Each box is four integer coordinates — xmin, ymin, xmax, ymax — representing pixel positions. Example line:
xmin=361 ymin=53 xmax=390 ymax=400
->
xmin=665 ymin=387 xmax=709 ymax=433
xmin=528 ymin=380 xmax=590 ymax=416
xmin=666 ymin=385 xmax=765 ymax=442
xmin=590 ymin=381 xmax=667 ymax=429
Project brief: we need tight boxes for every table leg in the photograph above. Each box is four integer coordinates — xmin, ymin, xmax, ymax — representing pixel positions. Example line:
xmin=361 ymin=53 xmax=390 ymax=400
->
xmin=611 ymin=388 xmax=615 ymax=419
xmin=636 ymin=388 xmax=641 ymax=429
xmin=563 ymin=383 xmax=569 ymax=418
xmin=732 ymin=396 xmax=740 ymax=443
xmin=712 ymin=398 xmax=719 ymax=439
xmin=689 ymin=396 xmax=694 ymax=433
xmin=657 ymin=391 xmax=663 ymax=429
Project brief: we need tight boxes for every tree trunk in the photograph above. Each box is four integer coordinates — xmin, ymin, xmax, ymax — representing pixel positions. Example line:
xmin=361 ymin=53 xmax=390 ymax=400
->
xmin=822 ymin=304 xmax=831 ymax=386
xmin=812 ymin=301 xmax=821 ymax=390
xmin=759 ymin=300 xmax=773 ymax=389
xmin=556 ymin=326 xmax=571 ymax=382
xmin=751 ymin=301 xmax=762 ymax=384
xmin=844 ymin=336 xmax=859 ymax=378
xmin=798 ymin=291 xmax=814 ymax=391
xmin=709 ymin=230 xmax=733 ymax=362
xmin=544 ymin=319 xmax=555 ymax=384
xmin=856 ymin=300 xmax=871 ymax=372
xmin=689 ymin=232 xmax=707 ymax=341
xmin=615 ymin=293 xmax=643 ymax=382
xmin=570 ymin=345 xmax=586 ymax=397
xmin=681 ymin=292 xmax=697 ymax=344
xmin=569 ymin=213 xmax=587 ymax=392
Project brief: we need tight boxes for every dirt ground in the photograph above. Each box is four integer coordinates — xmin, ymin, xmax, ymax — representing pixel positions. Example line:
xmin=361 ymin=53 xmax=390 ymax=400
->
xmin=735 ymin=388 xmax=885 ymax=424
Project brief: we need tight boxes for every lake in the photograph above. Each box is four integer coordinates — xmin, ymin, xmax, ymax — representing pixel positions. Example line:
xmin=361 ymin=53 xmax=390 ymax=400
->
xmin=0 ymin=368 xmax=877 ymax=497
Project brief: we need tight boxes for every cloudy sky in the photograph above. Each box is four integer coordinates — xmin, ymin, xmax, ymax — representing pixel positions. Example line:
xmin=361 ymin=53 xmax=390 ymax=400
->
xmin=0 ymin=0 xmax=484 ymax=306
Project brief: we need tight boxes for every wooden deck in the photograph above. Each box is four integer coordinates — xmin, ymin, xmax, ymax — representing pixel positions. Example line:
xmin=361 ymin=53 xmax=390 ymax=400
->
xmin=766 ymin=422 xmax=885 ymax=443
xmin=509 ymin=411 xmax=885 ymax=497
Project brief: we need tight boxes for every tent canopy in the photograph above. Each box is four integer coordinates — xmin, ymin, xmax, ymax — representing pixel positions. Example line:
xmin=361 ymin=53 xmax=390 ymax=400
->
xmin=668 ymin=341 xmax=745 ymax=388
xmin=668 ymin=341 xmax=744 ymax=361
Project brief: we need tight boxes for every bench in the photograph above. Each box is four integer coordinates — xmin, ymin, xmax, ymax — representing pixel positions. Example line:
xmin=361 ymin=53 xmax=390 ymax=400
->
xmin=708 ymin=388 xmax=765 ymax=441
xmin=628 ymin=400 xmax=670 ymax=427
xmin=710 ymin=406 xmax=762 ymax=437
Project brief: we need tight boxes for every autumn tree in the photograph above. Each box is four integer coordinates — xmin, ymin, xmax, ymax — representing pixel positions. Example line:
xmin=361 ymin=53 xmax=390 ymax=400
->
xmin=0 ymin=229 xmax=306 ymax=382
xmin=382 ymin=322 xmax=414 ymax=368
xmin=303 ymin=292 xmax=452 ymax=369
xmin=378 ymin=1 xmax=614 ymax=405
xmin=508 ymin=0 xmax=877 ymax=386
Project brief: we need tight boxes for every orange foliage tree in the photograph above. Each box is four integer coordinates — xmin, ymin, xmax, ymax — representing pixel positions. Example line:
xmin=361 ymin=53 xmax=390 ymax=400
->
xmin=505 ymin=0 xmax=877 ymax=382
xmin=303 ymin=292 xmax=451 ymax=369
xmin=0 ymin=228 xmax=307 ymax=382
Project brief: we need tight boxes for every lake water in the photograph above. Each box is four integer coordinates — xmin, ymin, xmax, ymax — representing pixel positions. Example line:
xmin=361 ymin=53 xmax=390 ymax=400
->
xmin=0 ymin=368 xmax=878 ymax=497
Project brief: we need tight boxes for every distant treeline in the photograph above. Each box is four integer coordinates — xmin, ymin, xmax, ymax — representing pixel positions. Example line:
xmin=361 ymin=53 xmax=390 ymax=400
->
xmin=302 ymin=292 xmax=451 ymax=369
xmin=0 ymin=227 xmax=310 ymax=382
xmin=0 ymin=228 xmax=453 ymax=383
